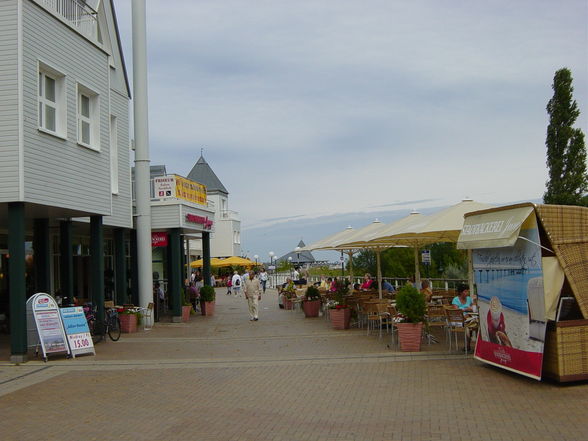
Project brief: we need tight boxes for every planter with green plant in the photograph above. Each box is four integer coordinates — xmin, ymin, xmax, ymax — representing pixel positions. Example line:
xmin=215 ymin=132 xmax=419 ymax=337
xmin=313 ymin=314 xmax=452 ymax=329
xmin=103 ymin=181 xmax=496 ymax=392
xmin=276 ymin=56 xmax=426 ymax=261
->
xmin=394 ymin=284 xmax=427 ymax=351
xmin=119 ymin=308 xmax=142 ymax=333
xmin=329 ymin=279 xmax=351 ymax=329
xmin=282 ymin=280 xmax=296 ymax=310
xmin=181 ymin=290 xmax=193 ymax=322
xmin=199 ymin=285 xmax=216 ymax=316
xmin=303 ymin=285 xmax=321 ymax=318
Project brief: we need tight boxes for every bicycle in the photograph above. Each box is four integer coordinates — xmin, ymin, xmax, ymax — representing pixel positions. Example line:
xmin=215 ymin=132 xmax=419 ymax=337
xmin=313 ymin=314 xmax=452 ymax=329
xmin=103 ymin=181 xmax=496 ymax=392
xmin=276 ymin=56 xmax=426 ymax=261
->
xmin=84 ymin=303 xmax=121 ymax=342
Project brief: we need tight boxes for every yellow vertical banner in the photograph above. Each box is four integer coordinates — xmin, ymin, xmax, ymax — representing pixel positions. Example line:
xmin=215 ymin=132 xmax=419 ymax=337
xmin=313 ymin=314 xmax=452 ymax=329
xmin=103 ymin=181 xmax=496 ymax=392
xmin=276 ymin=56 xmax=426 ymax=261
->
xmin=174 ymin=175 xmax=207 ymax=205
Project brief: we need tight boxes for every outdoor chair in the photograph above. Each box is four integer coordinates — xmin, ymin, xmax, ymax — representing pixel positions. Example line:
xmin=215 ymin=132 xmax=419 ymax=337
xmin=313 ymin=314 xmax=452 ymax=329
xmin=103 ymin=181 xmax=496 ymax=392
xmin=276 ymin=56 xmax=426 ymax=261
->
xmin=142 ymin=302 xmax=154 ymax=330
xmin=387 ymin=305 xmax=399 ymax=348
xmin=426 ymin=304 xmax=447 ymax=344
xmin=444 ymin=306 xmax=468 ymax=353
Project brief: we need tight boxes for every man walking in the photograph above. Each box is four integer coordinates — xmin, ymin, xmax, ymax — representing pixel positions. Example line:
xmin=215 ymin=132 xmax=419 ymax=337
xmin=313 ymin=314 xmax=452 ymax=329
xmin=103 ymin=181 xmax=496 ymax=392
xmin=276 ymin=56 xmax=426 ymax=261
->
xmin=259 ymin=267 xmax=268 ymax=293
xmin=244 ymin=271 xmax=261 ymax=321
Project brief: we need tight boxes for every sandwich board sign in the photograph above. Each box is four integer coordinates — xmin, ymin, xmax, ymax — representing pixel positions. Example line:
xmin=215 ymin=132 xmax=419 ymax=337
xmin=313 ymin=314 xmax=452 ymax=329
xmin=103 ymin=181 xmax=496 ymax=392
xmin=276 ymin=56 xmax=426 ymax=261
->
xmin=26 ymin=293 xmax=69 ymax=361
xmin=60 ymin=307 xmax=95 ymax=357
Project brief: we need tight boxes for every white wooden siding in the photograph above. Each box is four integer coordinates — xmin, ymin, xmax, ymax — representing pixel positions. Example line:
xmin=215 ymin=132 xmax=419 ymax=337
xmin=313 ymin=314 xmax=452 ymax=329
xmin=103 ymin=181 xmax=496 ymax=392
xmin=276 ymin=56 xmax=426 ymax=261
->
xmin=0 ymin=0 xmax=20 ymax=202
xmin=104 ymin=90 xmax=132 ymax=228
xmin=151 ymin=204 xmax=181 ymax=230
xmin=21 ymin=1 xmax=111 ymax=215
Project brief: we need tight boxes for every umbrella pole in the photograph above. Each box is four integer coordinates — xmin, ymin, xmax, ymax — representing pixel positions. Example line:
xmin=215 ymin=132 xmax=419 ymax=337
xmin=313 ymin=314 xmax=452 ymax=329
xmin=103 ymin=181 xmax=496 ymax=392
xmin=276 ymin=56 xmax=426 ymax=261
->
xmin=376 ymin=248 xmax=382 ymax=299
xmin=414 ymin=246 xmax=421 ymax=289
xmin=347 ymin=251 xmax=354 ymax=286
xmin=467 ymin=249 xmax=475 ymax=296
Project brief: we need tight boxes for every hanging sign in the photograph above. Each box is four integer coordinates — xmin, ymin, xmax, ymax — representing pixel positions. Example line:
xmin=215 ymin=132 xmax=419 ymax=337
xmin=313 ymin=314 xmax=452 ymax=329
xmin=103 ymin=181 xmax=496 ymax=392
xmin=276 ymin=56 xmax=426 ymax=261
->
xmin=60 ymin=307 xmax=95 ymax=357
xmin=421 ymin=249 xmax=431 ymax=264
xmin=152 ymin=232 xmax=168 ymax=247
xmin=26 ymin=293 xmax=69 ymax=360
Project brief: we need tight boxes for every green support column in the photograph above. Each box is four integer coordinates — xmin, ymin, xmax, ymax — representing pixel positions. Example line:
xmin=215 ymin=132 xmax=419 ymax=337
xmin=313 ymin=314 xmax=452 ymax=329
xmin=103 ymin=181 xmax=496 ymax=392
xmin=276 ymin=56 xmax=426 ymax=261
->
xmin=130 ymin=229 xmax=139 ymax=306
xmin=33 ymin=218 xmax=51 ymax=293
xmin=90 ymin=216 xmax=105 ymax=333
xmin=202 ymin=231 xmax=211 ymax=287
xmin=8 ymin=202 xmax=27 ymax=362
xmin=169 ymin=228 xmax=182 ymax=320
xmin=59 ymin=220 xmax=74 ymax=303
xmin=114 ymin=228 xmax=127 ymax=305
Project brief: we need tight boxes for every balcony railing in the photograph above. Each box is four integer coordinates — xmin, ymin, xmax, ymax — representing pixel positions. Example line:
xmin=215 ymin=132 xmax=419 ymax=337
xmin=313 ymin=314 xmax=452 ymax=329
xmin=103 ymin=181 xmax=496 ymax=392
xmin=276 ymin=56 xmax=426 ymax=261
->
xmin=40 ymin=0 xmax=98 ymax=41
xmin=220 ymin=210 xmax=240 ymax=221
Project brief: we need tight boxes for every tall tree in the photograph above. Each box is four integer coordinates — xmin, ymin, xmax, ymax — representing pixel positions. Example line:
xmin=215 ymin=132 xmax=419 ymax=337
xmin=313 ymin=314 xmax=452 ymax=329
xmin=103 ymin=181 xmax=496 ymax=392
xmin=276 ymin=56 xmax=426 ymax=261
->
xmin=543 ymin=68 xmax=588 ymax=206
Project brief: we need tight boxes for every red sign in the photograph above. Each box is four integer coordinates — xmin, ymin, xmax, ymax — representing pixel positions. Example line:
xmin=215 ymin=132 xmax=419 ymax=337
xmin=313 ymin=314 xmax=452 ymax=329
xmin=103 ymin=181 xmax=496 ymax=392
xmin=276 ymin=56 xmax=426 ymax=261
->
xmin=151 ymin=232 xmax=168 ymax=247
xmin=185 ymin=213 xmax=213 ymax=229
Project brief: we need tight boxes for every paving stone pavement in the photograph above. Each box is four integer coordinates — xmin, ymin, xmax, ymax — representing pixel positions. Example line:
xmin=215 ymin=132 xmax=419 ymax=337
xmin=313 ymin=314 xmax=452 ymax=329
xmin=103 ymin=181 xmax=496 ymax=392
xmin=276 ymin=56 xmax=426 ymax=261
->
xmin=1 ymin=288 xmax=587 ymax=440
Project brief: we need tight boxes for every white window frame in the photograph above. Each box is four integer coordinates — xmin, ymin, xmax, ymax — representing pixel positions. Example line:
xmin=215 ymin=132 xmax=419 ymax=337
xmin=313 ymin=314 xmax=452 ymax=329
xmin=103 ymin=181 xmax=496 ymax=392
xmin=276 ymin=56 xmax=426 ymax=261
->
xmin=76 ymin=83 xmax=100 ymax=150
xmin=110 ymin=115 xmax=119 ymax=194
xmin=38 ymin=62 xmax=66 ymax=138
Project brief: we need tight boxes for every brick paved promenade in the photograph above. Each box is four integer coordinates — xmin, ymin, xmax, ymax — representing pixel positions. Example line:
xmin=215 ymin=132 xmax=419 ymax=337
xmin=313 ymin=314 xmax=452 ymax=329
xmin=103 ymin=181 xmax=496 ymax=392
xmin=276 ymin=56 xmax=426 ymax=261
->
xmin=1 ymin=288 xmax=587 ymax=440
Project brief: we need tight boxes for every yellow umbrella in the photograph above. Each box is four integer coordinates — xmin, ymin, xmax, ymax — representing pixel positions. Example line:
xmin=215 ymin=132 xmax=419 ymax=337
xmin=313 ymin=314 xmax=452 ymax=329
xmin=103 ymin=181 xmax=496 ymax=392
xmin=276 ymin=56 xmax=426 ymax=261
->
xmin=189 ymin=257 xmax=223 ymax=268
xmin=217 ymin=256 xmax=256 ymax=267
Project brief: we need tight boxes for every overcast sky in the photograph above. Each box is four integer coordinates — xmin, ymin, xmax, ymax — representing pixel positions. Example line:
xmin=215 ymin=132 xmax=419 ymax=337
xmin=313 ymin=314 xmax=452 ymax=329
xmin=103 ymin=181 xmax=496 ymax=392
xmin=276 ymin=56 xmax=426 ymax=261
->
xmin=113 ymin=0 xmax=587 ymax=259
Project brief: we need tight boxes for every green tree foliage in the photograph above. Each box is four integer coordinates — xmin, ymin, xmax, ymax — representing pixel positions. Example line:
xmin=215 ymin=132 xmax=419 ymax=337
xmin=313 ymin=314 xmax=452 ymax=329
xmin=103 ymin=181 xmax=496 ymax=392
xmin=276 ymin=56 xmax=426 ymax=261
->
xmin=544 ymin=68 xmax=588 ymax=206
xmin=351 ymin=244 xmax=467 ymax=279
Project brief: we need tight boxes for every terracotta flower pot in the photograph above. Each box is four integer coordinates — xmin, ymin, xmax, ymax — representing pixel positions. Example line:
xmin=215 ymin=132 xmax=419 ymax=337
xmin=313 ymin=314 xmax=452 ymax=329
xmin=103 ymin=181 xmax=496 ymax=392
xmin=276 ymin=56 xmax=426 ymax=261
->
xmin=120 ymin=313 xmax=137 ymax=333
xmin=283 ymin=298 xmax=293 ymax=310
xmin=303 ymin=299 xmax=321 ymax=318
xmin=330 ymin=308 xmax=351 ymax=329
xmin=182 ymin=305 xmax=191 ymax=322
xmin=200 ymin=300 xmax=215 ymax=316
xmin=396 ymin=322 xmax=424 ymax=351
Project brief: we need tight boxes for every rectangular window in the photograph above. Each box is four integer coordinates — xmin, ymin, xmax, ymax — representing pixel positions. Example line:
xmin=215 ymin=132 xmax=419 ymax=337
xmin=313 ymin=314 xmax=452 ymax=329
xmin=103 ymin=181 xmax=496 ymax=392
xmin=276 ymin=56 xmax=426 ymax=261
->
xmin=38 ymin=63 xmax=66 ymax=137
xmin=77 ymin=84 xmax=100 ymax=150
xmin=110 ymin=115 xmax=119 ymax=194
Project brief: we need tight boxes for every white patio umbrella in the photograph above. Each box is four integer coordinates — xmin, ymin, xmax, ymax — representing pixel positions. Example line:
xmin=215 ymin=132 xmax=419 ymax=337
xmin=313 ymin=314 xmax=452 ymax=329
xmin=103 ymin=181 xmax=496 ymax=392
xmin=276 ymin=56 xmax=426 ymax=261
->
xmin=368 ymin=199 xmax=495 ymax=289
xmin=335 ymin=213 xmax=426 ymax=298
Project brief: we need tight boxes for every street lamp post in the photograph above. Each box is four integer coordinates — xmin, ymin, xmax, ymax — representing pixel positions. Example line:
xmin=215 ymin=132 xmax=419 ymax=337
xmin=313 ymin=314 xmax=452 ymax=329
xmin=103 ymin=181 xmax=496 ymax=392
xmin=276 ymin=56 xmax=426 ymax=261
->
xmin=268 ymin=251 xmax=275 ymax=287
xmin=288 ymin=256 xmax=292 ymax=278
xmin=254 ymin=254 xmax=258 ymax=267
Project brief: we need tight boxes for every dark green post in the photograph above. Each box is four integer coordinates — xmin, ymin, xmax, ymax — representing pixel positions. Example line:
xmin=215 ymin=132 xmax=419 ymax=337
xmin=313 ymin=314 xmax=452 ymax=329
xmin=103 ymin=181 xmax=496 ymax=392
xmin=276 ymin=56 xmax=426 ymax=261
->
xmin=202 ymin=231 xmax=211 ymax=287
xmin=8 ymin=202 xmax=27 ymax=362
xmin=114 ymin=228 xmax=127 ymax=305
xmin=59 ymin=220 xmax=74 ymax=302
xmin=130 ymin=229 xmax=139 ymax=306
xmin=90 ymin=216 xmax=104 ymax=332
xmin=169 ymin=228 xmax=181 ymax=320
xmin=33 ymin=218 xmax=51 ymax=293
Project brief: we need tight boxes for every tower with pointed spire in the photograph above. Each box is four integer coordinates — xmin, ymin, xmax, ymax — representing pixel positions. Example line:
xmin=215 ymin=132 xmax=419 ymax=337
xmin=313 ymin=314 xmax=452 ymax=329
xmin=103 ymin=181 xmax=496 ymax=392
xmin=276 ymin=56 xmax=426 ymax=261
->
xmin=187 ymin=154 xmax=241 ymax=258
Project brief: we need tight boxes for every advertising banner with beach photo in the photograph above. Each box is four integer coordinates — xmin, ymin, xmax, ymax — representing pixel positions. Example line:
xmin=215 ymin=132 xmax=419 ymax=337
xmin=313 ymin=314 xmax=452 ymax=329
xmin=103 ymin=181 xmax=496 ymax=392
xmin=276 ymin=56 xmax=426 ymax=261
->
xmin=471 ymin=214 xmax=547 ymax=379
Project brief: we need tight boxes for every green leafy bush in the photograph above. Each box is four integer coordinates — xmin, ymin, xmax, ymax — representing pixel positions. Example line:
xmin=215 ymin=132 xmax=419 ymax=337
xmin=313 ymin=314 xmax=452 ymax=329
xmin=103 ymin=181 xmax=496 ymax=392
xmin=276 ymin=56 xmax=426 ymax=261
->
xmin=305 ymin=285 xmax=321 ymax=301
xmin=395 ymin=284 xmax=426 ymax=323
xmin=200 ymin=285 xmax=216 ymax=302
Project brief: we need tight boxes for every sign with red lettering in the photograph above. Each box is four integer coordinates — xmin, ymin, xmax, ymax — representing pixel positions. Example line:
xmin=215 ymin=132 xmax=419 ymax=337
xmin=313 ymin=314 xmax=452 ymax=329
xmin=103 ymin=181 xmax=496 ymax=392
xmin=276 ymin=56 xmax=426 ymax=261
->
xmin=185 ymin=213 xmax=213 ymax=229
xmin=152 ymin=232 xmax=168 ymax=247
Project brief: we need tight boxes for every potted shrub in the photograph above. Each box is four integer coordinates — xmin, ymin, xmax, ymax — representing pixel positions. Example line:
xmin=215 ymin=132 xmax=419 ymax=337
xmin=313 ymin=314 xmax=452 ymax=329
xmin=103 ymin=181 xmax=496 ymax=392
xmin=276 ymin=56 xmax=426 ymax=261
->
xmin=330 ymin=279 xmax=351 ymax=329
xmin=181 ymin=290 xmax=192 ymax=322
xmin=303 ymin=285 xmax=321 ymax=318
xmin=282 ymin=280 xmax=296 ymax=310
xmin=199 ymin=285 xmax=216 ymax=316
xmin=119 ymin=308 xmax=141 ymax=333
xmin=395 ymin=284 xmax=427 ymax=351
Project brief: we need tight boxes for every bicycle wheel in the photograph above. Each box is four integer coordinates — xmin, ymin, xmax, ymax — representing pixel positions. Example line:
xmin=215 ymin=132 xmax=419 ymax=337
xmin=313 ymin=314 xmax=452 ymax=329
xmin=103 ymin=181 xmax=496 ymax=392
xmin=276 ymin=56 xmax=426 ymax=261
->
xmin=108 ymin=316 xmax=121 ymax=341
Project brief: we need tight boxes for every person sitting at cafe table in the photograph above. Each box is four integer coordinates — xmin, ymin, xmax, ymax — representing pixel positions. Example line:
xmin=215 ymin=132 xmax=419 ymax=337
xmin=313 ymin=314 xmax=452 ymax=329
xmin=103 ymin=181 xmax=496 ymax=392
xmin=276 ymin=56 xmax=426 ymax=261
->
xmin=452 ymin=284 xmax=473 ymax=312
xmin=382 ymin=280 xmax=395 ymax=293
xmin=360 ymin=273 xmax=374 ymax=291
xmin=420 ymin=280 xmax=433 ymax=302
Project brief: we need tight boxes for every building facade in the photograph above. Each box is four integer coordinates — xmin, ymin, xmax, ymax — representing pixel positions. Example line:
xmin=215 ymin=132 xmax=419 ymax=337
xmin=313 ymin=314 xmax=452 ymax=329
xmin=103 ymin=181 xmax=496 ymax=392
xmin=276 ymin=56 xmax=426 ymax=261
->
xmin=186 ymin=155 xmax=241 ymax=259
